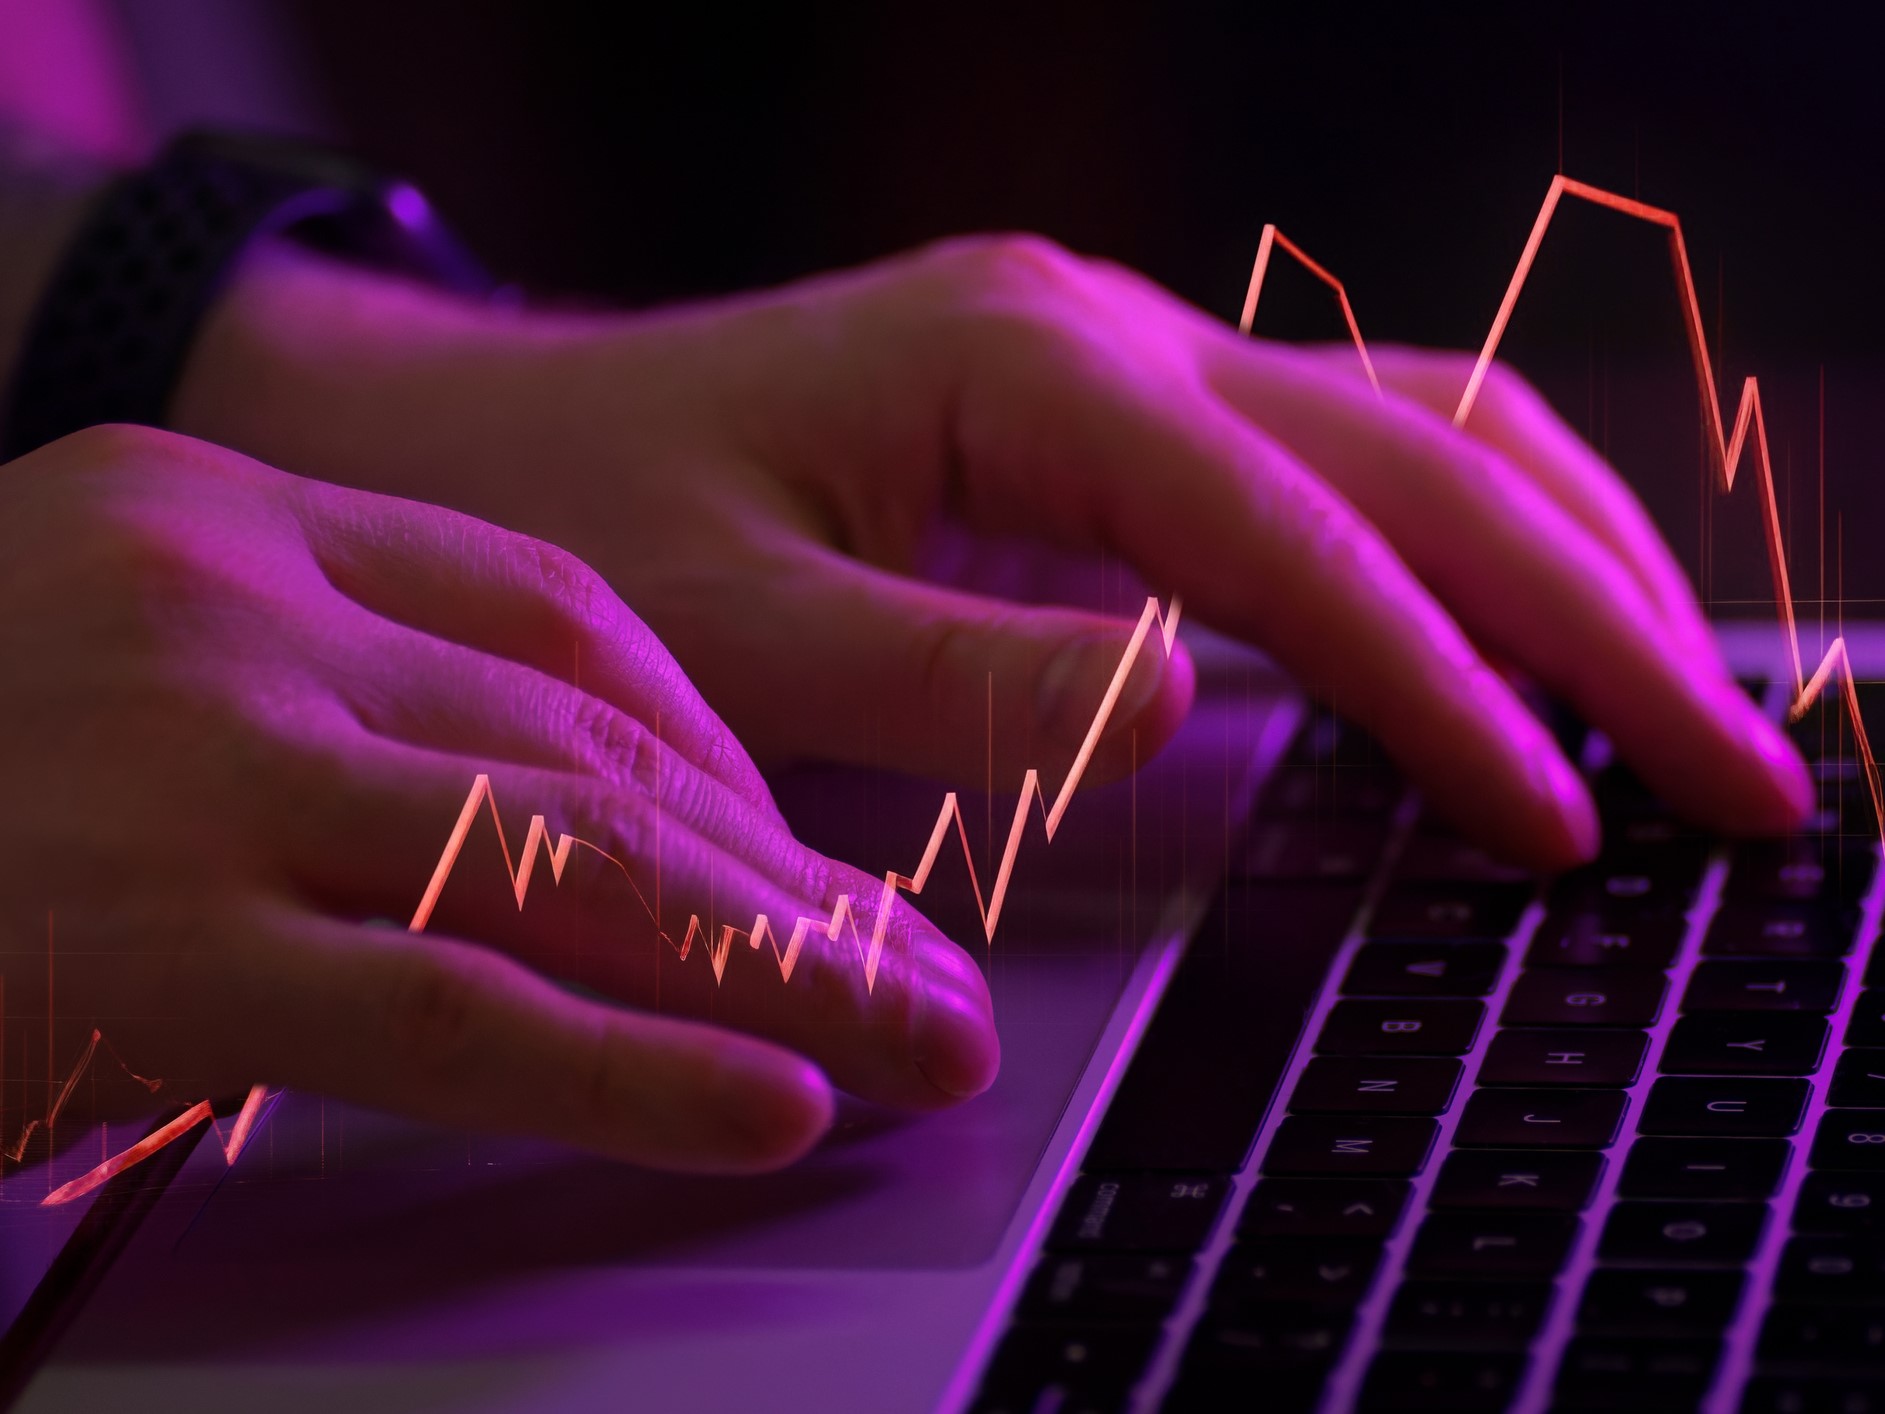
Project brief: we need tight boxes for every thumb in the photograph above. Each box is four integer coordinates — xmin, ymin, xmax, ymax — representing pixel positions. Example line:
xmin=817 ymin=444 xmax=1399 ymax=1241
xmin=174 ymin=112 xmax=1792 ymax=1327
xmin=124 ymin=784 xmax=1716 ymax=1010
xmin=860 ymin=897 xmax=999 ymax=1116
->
xmin=717 ymin=552 xmax=1195 ymax=787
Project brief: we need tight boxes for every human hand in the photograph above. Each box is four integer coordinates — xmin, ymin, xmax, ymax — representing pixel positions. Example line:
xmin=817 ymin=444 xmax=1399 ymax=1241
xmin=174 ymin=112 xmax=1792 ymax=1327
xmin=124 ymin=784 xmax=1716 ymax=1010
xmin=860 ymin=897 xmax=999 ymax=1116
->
xmin=0 ymin=426 xmax=996 ymax=1175
xmin=174 ymin=238 xmax=1812 ymax=870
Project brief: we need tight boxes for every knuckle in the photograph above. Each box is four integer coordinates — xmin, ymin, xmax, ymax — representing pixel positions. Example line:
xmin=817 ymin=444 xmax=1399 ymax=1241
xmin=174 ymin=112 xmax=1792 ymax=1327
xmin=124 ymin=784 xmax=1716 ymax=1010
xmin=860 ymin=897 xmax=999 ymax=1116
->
xmin=568 ymin=690 xmax=657 ymax=790
xmin=524 ymin=537 xmax=607 ymax=629
xmin=935 ymin=231 xmax=1080 ymax=295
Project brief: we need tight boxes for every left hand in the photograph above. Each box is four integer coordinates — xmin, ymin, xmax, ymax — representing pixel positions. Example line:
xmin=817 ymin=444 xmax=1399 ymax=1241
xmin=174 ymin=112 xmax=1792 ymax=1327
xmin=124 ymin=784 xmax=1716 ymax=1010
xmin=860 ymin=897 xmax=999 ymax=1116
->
xmin=173 ymin=236 xmax=1810 ymax=870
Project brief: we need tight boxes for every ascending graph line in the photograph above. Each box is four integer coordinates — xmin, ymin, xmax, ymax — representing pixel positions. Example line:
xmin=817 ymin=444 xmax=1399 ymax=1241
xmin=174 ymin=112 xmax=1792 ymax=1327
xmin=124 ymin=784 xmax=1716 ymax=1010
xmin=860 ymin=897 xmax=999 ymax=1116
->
xmin=406 ymin=591 xmax=1185 ymax=988
xmin=1242 ymin=173 xmax=1885 ymax=842
xmin=21 ymin=593 xmax=1183 ymax=1205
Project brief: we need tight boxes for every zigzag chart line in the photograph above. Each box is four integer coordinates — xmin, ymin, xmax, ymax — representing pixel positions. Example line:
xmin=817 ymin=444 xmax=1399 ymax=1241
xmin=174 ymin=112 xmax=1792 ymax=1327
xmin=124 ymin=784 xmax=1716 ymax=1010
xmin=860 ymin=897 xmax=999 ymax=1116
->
xmin=18 ymin=592 xmax=1183 ymax=1205
xmin=1241 ymin=173 xmax=1885 ymax=841
xmin=17 ymin=172 xmax=1879 ymax=1207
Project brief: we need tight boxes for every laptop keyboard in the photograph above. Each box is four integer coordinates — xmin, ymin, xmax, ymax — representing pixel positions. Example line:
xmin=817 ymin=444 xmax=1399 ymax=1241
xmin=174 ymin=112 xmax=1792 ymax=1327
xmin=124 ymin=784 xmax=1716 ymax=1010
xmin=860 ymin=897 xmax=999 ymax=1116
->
xmin=970 ymin=686 xmax=1885 ymax=1413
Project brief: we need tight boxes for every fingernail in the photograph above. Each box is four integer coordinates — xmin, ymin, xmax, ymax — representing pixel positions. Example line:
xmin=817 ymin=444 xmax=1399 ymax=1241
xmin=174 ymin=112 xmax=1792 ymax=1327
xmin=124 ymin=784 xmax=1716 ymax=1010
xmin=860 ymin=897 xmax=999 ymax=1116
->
xmin=910 ymin=943 xmax=999 ymax=1100
xmin=1038 ymin=634 xmax=1162 ymax=755
xmin=1534 ymin=739 xmax=1599 ymax=862
xmin=1730 ymin=695 xmax=1814 ymax=819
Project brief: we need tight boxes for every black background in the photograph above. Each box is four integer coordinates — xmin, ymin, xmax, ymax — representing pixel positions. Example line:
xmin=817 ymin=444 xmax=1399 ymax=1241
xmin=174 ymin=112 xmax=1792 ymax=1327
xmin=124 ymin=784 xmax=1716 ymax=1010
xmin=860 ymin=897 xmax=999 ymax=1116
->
xmin=282 ymin=0 xmax=1885 ymax=620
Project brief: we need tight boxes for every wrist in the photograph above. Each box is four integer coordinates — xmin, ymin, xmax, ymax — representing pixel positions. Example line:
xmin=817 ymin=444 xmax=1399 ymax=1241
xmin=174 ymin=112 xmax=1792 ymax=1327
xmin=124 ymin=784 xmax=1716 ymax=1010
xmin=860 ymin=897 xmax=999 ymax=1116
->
xmin=169 ymin=243 xmax=616 ymax=508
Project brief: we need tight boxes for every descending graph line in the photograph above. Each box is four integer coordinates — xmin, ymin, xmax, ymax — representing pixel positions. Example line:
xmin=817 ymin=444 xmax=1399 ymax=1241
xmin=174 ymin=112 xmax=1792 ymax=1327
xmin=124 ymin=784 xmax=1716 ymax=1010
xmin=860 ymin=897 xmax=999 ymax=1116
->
xmin=1242 ymin=173 xmax=1885 ymax=843
xmin=16 ymin=593 xmax=1183 ymax=1205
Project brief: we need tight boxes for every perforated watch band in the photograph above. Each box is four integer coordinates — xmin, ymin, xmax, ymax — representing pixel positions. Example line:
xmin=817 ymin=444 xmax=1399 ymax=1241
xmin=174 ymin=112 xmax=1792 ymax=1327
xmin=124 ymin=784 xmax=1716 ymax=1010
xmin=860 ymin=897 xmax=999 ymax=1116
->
xmin=0 ymin=129 xmax=488 ymax=462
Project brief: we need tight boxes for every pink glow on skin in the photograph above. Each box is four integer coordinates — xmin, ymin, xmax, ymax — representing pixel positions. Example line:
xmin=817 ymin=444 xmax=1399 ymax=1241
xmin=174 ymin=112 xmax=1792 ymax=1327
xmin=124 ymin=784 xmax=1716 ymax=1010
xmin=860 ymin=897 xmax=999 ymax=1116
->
xmin=31 ymin=596 xmax=1183 ymax=1205
xmin=1243 ymin=174 xmax=1883 ymax=840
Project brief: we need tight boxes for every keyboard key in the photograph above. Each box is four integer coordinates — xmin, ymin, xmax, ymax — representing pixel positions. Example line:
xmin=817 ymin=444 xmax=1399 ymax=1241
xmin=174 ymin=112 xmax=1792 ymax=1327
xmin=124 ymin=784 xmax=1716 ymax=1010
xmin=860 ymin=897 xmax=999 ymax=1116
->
xmin=1356 ymin=1350 xmax=1526 ymax=1412
xmin=1777 ymin=1236 xmax=1885 ymax=1303
xmin=1291 ymin=1057 xmax=1462 ymax=1115
xmin=1548 ymin=860 xmax=1694 ymax=918
xmin=977 ymin=1323 xmax=1161 ymax=1413
xmin=1846 ymin=991 xmax=1885 ymax=1048
xmin=1242 ymin=819 xmax=1389 ymax=882
xmin=1577 ymin=1268 xmax=1744 ymax=1336
xmin=1452 ymin=1089 xmax=1626 ymax=1148
xmin=1429 ymin=1149 xmax=1603 ymax=1211
xmin=1048 ymin=1174 xmax=1228 ymax=1252
xmin=1263 ymin=1116 xmax=1438 ymax=1177
xmin=1831 ymin=1049 xmax=1885 ymax=1108
xmin=1741 ymin=1375 xmax=1885 ymax=1414
xmin=1810 ymin=1112 xmax=1885 ymax=1171
xmin=1706 ymin=899 xmax=1860 ymax=958
xmin=1796 ymin=1172 xmax=1885 ymax=1235
xmin=1618 ymin=1137 xmax=1790 ymax=1201
xmin=1526 ymin=910 xmax=1684 ymax=970
xmin=1479 ymin=1028 xmax=1646 ymax=1087
xmin=1263 ymin=763 xmax=1402 ymax=820
xmin=1637 ymin=1076 xmax=1810 ymax=1137
xmin=1317 ymin=1000 xmax=1485 ymax=1056
xmin=1368 ymin=885 xmax=1532 ymax=941
xmin=1382 ymin=1280 xmax=1553 ymax=1350
xmin=1406 ymin=1211 xmax=1579 ymax=1279
xmin=1597 ymin=1200 xmax=1766 ymax=1265
xmin=1394 ymin=832 xmax=1536 ymax=886
xmin=1168 ymin=1310 xmax=1343 ymax=1412
xmin=1660 ymin=1013 xmax=1829 ymax=1076
xmin=1209 ymin=1239 xmax=1381 ymax=1310
xmin=1343 ymin=942 xmax=1505 ymax=998
xmin=1683 ymin=959 xmax=1845 ymax=1013
xmin=1552 ymin=1336 xmax=1719 ymax=1409
xmin=1502 ymin=969 xmax=1665 ymax=1028
xmin=1759 ymin=1303 xmax=1885 ymax=1367
xmin=1240 ymin=1179 xmax=1410 ymax=1239
xmin=1018 ymin=1253 xmax=1193 ymax=1323
xmin=1729 ymin=835 xmax=1876 ymax=907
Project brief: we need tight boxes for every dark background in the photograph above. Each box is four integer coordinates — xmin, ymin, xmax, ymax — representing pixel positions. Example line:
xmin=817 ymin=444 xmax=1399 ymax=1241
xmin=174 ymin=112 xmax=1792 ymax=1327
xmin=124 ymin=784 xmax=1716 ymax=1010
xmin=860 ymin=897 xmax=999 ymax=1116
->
xmin=265 ymin=0 xmax=1885 ymax=622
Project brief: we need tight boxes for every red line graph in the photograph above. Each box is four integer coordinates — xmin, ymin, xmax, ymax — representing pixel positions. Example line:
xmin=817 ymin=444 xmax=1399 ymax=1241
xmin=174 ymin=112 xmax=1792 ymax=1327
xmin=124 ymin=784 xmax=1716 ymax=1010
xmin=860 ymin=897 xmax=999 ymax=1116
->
xmin=1241 ymin=173 xmax=1885 ymax=840
xmin=407 ymin=591 xmax=1185 ymax=985
xmin=16 ymin=593 xmax=1183 ymax=1205
xmin=20 ymin=173 xmax=1876 ymax=1208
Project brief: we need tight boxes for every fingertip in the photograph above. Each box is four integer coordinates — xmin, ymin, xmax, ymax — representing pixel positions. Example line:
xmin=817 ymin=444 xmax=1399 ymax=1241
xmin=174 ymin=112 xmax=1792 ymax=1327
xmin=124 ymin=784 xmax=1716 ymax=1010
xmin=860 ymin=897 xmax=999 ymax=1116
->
xmin=910 ymin=941 xmax=1000 ymax=1104
xmin=1046 ymin=628 xmax=1196 ymax=786
xmin=708 ymin=1040 xmax=837 ymax=1172
xmin=1726 ymin=694 xmax=1815 ymax=833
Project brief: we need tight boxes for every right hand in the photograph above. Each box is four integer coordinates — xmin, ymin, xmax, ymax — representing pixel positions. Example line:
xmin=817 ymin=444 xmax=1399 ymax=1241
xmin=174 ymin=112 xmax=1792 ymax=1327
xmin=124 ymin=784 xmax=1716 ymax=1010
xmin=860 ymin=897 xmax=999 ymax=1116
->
xmin=0 ymin=425 xmax=997 ymax=1176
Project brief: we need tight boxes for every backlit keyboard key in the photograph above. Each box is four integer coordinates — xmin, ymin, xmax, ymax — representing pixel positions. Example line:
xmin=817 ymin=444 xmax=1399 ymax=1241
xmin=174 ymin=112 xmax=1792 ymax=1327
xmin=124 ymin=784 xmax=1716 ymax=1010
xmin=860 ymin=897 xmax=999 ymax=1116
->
xmin=1290 ymin=1057 xmax=1462 ymax=1115
xmin=1617 ymin=1137 xmax=1789 ymax=1201
xmin=1831 ymin=1049 xmax=1885 ymax=1108
xmin=1382 ymin=1280 xmax=1553 ymax=1350
xmin=1637 ymin=1077 xmax=1809 ymax=1137
xmin=1525 ymin=910 xmax=1683 ymax=970
xmin=1317 ymin=1000 xmax=1484 ymax=1056
xmin=1479 ymin=1028 xmax=1646 ymax=1087
xmin=1343 ymin=942 xmax=1505 ymax=998
xmin=1240 ymin=1179 xmax=1410 ymax=1240
xmin=1452 ymin=1089 xmax=1626 ymax=1148
xmin=1681 ymin=959 xmax=1844 ymax=1014
xmin=1659 ymin=1013 xmax=1828 ymax=1076
xmin=1368 ymin=885 xmax=1532 ymax=941
xmin=1576 ymin=1268 xmax=1743 ymax=1337
xmin=1810 ymin=1112 xmax=1885 ymax=1171
xmin=1596 ymin=1201 xmax=1766 ymax=1265
xmin=1428 ymin=1149 xmax=1603 ymax=1211
xmin=1406 ymin=1211 xmax=1579 ymax=1280
xmin=1795 ymin=1172 xmax=1885 ymax=1235
xmin=1263 ymin=1116 xmax=1438 ymax=1177
xmin=1501 ymin=970 xmax=1665 ymax=1028
xmin=1706 ymin=899 xmax=1860 ymax=959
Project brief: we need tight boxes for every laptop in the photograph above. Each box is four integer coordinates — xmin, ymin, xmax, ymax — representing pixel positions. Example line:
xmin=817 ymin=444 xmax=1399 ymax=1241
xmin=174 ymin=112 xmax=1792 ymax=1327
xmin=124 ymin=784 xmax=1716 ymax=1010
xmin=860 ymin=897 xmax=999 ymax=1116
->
xmin=0 ymin=609 xmax=1879 ymax=1414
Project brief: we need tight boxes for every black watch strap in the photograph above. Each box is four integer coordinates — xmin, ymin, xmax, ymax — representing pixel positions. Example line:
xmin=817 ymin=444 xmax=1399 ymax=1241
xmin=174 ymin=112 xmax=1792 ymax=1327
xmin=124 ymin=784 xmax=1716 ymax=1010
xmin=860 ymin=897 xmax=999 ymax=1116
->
xmin=0 ymin=130 xmax=489 ymax=462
